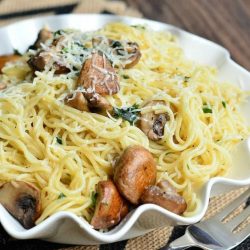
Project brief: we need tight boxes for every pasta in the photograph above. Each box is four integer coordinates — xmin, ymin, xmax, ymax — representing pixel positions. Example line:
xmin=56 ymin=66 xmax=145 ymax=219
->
xmin=0 ymin=22 xmax=249 ymax=225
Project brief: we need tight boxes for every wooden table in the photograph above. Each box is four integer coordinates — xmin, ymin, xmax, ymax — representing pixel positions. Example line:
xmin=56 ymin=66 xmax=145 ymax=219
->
xmin=125 ymin=0 xmax=250 ymax=71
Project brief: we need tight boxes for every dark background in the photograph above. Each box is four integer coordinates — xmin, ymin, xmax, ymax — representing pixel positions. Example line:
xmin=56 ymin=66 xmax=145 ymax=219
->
xmin=124 ymin=0 xmax=250 ymax=71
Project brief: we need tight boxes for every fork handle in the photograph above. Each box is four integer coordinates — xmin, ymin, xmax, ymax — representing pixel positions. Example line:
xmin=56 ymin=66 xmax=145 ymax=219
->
xmin=160 ymin=233 xmax=196 ymax=250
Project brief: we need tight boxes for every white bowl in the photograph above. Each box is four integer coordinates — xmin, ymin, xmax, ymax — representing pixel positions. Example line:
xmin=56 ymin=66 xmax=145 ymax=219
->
xmin=0 ymin=14 xmax=249 ymax=245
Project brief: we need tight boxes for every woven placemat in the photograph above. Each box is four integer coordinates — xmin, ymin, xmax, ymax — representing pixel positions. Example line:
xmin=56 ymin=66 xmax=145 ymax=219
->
xmin=0 ymin=0 xmax=249 ymax=249
xmin=0 ymin=0 xmax=142 ymax=27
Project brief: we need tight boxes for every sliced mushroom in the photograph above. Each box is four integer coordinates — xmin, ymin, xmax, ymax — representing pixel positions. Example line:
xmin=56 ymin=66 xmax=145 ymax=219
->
xmin=86 ymin=92 xmax=113 ymax=111
xmin=0 ymin=55 xmax=20 ymax=72
xmin=64 ymin=92 xmax=89 ymax=111
xmin=0 ymin=181 xmax=41 ymax=229
xmin=78 ymin=52 xmax=119 ymax=96
xmin=92 ymin=37 xmax=141 ymax=69
xmin=140 ymin=101 xmax=170 ymax=141
xmin=27 ymin=52 xmax=69 ymax=74
xmin=29 ymin=28 xmax=53 ymax=50
xmin=91 ymin=180 xmax=128 ymax=229
xmin=27 ymin=52 xmax=51 ymax=71
xmin=119 ymin=41 xmax=141 ymax=69
xmin=54 ymin=63 xmax=70 ymax=74
xmin=113 ymin=145 xmax=156 ymax=204
xmin=140 ymin=180 xmax=187 ymax=215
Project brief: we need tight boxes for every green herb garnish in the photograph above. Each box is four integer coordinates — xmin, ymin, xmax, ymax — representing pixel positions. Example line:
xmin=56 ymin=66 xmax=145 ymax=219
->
xmin=62 ymin=47 xmax=68 ymax=53
xmin=184 ymin=76 xmax=190 ymax=82
xmin=222 ymin=101 xmax=226 ymax=108
xmin=131 ymin=25 xmax=146 ymax=29
xmin=122 ymin=75 xmax=129 ymax=79
xmin=56 ymin=137 xmax=63 ymax=144
xmin=202 ymin=106 xmax=213 ymax=114
xmin=58 ymin=193 xmax=66 ymax=199
xmin=13 ymin=49 xmax=22 ymax=55
xmin=113 ymin=104 xmax=140 ymax=125
xmin=54 ymin=30 xmax=63 ymax=36
xmin=74 ymin=41 xmax=87 ymax=50
xmin=187 ymin=164 xmax=190 ymax=170
xmin=91 ymin=191 xmax=98 ymax=208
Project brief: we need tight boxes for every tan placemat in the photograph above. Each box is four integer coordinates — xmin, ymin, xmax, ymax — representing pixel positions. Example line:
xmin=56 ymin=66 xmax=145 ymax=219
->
xmin=0 ymin=1 xmax=249 ymax=249
xmin=0 ymin=0 xmax=142 ymax=27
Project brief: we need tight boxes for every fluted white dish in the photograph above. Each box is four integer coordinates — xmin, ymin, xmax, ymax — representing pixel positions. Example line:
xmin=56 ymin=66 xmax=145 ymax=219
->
xmin=0 ymin=14 xmax=249 ymax=245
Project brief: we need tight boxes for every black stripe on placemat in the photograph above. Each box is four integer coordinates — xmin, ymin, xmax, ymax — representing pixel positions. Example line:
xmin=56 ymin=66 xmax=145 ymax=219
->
xmin=0 ymin=3 xmax=77 ymax=20
xmin=0 ymin=224 xmax=68 ymax=250
xmin=100 ymin=240 xmax=128 ymax=250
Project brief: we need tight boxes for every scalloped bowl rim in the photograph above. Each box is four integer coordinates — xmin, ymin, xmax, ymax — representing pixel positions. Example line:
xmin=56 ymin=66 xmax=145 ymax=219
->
xmin=0 ymin=14 xmax=249 ymax=244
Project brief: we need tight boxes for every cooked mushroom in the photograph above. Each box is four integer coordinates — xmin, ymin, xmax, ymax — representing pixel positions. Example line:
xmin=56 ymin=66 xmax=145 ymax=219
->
xmin=140 ymin=180 xmax=187 ymax=215
xmin=120 ymin=42 xmax=141 ymax=69
xmin=77 ymin=52 xmax=119 ymax=110
xmin=140 ymin=101 xmax=170 ymax=141
xmin=91 ymin=180 xmax=128 ymax=229
xmin=86 ymin=92 xmax=113 ymax=111
xmin=120 ymin=199 xmax=129 ymax=220
xmin=92 ymin=37 xmax=141 ymax=69
xmin=0 ymin=55 xmax=20 ymax=72
xmin=27 ymin=52 xmax=51 ymax=71
xmin=54 ymin=63 xmax=70 ymax=74
xmin=78 ymin=52 xmax=119 ymax=96
xmin=113 ymin=145 xmax=156 ymax=204
xmin=0 ymin=181 xmax=41 ymax=229
xmin=28 ymin=28 xmax=53 ymax=50
xmin=0 ymin=83 xmax=7 ymax=90
xmin=27 ymin=52 xmax=69 ymax=74
xmin=64 ymin=92 xmax=89 ymax=111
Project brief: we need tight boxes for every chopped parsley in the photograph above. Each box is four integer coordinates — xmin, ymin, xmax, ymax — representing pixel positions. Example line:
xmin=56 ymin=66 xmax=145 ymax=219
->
xmin=74 ymin=41 xmax=87 ymax=50
xmin=122 ymin=75 xmax=130 ymax=79
xmin=58 ymin=193 xmax=66 ymax=199
xmin=187 ymin=164 xmax=190 ymax=170
xmin=202 ymin=105 xmax=212 ymax=114
xmin=62 ymin=47 xmax=69 ymax=53
xmin=131 ymin=25 xmax=146 ymax=29
xmin=91 ymin=191 xmax=98 ymax=208
xmin=111 ymin=40 xmax=122 ymax=48
xmin=222 ymin=101 xmax=227 ymax=108
xmin=54 ymin=30 xmax=63 ymax=36
xmin=113 ymin=104 xmax=140 ymax=125
xmin=13 ymin=49 xmax=22 ymax=55
xmin=184 ymin=76 xmax=190 ymax=82
xmin=56 ymin=136 xmax=63 ymax=145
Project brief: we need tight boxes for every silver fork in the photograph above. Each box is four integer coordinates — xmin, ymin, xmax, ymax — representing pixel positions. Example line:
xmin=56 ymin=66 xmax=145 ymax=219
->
xmin=160 ymin=188 xmax=250 ymax=250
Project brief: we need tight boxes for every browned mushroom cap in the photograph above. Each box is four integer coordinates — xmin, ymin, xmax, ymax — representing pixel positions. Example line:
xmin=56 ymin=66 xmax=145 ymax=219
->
xmin=64 ymin=92 xmax=89 ymax=112
xmin=91 ymin=180 xmax=128 ymax=229
xmin=113 ymin=145 xmax=156 ymax=204
xmin=0 ymin=55 xmax=20 ymax=72
xmin=78 ymin=52 xmax=119 ymax=96
xmin=140 ymin=101 xmax=170 ymax=141
xmin=120 ymin=199 xmax=129 ymax=220
xmin=0 ymin=181 xmax=41 ymax=229
xmin=140 ymin=180 xmax=187 ymax=215
xmin=30 ymin=28 xmax=53 ymax=50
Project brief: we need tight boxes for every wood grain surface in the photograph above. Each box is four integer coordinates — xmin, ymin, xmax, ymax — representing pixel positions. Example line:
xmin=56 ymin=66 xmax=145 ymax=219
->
xmin=125 ymin=0 xmax=250 ymax=71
